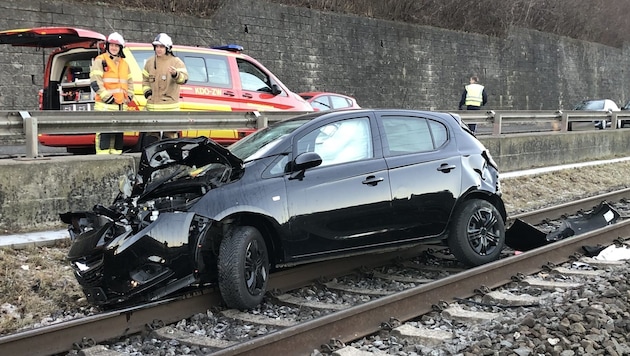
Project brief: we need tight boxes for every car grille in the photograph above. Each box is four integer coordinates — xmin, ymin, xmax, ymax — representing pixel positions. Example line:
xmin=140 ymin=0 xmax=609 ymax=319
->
xmin=73 ymin=255 xmax=104 ymax=287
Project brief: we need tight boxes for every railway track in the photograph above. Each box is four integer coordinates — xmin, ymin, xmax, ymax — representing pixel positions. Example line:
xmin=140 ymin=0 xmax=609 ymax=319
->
xmin=2 ymin=189 xmax=630 ymax=355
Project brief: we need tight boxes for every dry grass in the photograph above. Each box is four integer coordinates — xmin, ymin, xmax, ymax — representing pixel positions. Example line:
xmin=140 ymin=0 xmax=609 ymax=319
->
xmin=1 ymin=161 xmax=629 ymax=335
xmin=0 ymin=240 xmax=88 ymax=334
xmin=502 ymin=161 xmax=630 ymax=214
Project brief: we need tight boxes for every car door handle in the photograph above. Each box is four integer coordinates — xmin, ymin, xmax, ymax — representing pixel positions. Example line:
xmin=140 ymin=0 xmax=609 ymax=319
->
xmin=242 ymin=93 xmax=253 ymax=99
xmin=362 ymin=176 xmax=384 ymax=186
xmin=437 ymin=163 xmax=456 ymax=173
xmin=223 ymin=91 xmax=235 ymax=97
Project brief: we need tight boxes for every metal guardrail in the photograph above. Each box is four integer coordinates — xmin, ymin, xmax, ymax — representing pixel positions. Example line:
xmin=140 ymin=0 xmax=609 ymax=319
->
xmin=2 ymin=110 xmax=308 ymax=158
xmin=1 ymin=109 xmax=629 ymax=158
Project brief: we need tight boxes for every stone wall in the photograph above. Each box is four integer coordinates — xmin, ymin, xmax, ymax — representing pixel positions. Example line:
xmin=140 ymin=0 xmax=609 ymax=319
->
xmin=0 ymin=0 xmax=627 ymax=112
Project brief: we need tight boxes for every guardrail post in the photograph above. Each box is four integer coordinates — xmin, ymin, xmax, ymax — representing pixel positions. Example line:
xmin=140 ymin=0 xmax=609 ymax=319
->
xmin=560 ymin=111 xmax=570 ymax=131
xmin=611 ymin=112 xmax=619 ymax=129
xmin=20 ymin=111 xmax=39 ymax=159
xmin=254 ymin=111 xmax=268 ymax=129
xmin=491 ymin=111 xmax=502 ymax=135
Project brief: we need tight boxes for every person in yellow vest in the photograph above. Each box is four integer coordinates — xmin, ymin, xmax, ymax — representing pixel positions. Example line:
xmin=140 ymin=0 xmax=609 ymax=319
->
xmin=90 ymin=32 xmax=133 ymax=154
xmin=142 ymin=33 xmax=188 ymax=142
xmin=458 ymin=76 xmax=488 ymax=132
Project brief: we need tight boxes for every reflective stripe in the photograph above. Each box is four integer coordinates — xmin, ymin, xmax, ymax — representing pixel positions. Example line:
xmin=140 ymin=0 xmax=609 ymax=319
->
xmin=146 ymin=102 xmax=180 ymax=111
xmin=102 ymin=78 xmax=128 ymax=84
xmin=465 ymin=84 xmax=484 ymax=106
xmin=94 ymin=102 xmax=127 ymax=111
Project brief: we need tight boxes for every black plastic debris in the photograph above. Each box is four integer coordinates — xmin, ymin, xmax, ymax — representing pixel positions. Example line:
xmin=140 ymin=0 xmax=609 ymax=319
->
xmin=505 ymin=201 xmax=621 ymax=251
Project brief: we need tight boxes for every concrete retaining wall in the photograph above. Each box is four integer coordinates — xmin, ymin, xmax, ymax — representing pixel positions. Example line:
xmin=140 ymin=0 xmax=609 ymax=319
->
xmin=0 ymin=131 xmax=627 ymax=234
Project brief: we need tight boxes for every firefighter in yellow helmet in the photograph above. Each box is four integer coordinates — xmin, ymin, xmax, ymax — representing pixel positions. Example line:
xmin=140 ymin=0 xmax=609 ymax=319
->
xmin=142 ymin=33 xmax=188 ymax=142
xmin=90 ymin=32 xmax=134 ymax=154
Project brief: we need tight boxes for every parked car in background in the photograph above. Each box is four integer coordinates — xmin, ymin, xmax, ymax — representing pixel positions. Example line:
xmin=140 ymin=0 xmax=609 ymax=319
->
xmin=573 ymin=99 xmax=620 ymax=129
xmin=62 ymin=108 xmax=506 ymax=310
xmin=0 ymin=27 xmax=312 ymax=153
xmin=299 ymin=91 xmax=360 ymax=111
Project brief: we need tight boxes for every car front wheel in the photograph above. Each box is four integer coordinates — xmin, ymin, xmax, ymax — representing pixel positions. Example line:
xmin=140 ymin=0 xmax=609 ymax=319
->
xmin=447 ymin=199 xmax=505 ymax=266
xmin=218 ymin=226 xmax=270 ymax=309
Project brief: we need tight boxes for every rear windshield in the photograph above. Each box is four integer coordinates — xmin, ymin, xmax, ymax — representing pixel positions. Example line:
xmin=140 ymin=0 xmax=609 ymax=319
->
xmin=575 ymin=101 xmax=605 ymax=110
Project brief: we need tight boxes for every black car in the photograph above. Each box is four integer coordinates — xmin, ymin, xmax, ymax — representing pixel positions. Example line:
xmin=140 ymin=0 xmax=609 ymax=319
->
xmin=62 ymin=109 xmax=507 ymax=310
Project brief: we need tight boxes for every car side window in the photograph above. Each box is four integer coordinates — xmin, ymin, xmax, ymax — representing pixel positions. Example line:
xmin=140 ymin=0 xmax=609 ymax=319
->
xmin=381 ymin=116 xmax=447 ymax=155
xmin=237 ymin=59 xmax=274 ymax=93
xmin=296 ymin=117 xmax=373 ymax=167
xmin=206 ymin=57 xmax=231 ymax=87
xmin=428 ymin=120 xmax=448 ymax=148
xmin=311 ymin=96 xmax=331 ymax=111
xmin=182 ymin=55 xmax=231 ymax=88
xmin=330 ymin=95 xmax=351 ymax=109
xmin=184 ymin=56 xmax=207 ymax=82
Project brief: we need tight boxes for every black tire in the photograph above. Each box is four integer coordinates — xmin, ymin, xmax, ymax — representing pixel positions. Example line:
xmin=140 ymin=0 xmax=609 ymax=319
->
xmin=218 ymin=226 xmax=270 ymax=309
xmin=447 ymin=199 xmax=505 ymax=266
xmin=130 ymin=133 xmax=159 ymax=153
xmin=66 ymin=147 xmax=95 ymax=155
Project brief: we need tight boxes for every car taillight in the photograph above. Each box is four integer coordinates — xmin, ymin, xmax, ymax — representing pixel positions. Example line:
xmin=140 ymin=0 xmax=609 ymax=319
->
xmin=38 ymin=89 xmax=43 ymax=110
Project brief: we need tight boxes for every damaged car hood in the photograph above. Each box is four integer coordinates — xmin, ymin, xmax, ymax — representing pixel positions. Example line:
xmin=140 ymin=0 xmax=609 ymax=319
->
xmin=132 ymin=137 xmax=243 ymax=197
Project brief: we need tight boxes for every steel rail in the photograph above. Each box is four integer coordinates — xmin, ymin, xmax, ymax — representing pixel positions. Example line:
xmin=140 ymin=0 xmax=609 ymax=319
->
xmin=211 ymin=220 xmax=630 ymax=356
xmin=1 ymin=191 xmax=629 ymax=355
xmin=509 ymin=187 xmax=630 ymax=225
xmin=0 ymin=243 xmax=431 ymax=355
xmin=0 ymin=291 xmax=222 ymax=356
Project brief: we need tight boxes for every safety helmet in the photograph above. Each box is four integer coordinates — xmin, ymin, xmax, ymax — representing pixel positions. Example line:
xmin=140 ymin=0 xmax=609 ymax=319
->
xmin=105 ymin=32 xmax=126 ymax=58
xmin=152 ymin=33 xmax=173 ymax=53
xmin=107 ymin=32 xmax=126 ymax=47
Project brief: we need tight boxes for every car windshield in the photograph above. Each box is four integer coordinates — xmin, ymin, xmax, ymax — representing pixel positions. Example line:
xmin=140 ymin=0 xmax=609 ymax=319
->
xmin=229 ymin=118 xmax=312 ymax=160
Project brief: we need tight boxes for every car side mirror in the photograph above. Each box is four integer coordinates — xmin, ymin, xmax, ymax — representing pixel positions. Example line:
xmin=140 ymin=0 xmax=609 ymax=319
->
xmin=289 ymin=152 xmax=322 ymax=180
xmin=271 ymin=84 xmax=282 ymax=96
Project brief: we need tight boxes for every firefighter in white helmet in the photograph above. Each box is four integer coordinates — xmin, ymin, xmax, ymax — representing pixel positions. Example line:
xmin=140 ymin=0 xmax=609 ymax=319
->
xmin=142 ymin=33 xmax=188 ymax=142
xmin=90 ymin=32 xmax=134 ymax=154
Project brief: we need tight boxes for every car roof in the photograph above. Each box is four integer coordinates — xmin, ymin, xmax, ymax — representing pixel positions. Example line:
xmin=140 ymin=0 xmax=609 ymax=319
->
xmin=125 ymin=42 xmax=247 ymax=57
xmin=299 ymin=91 xmax=355 ymax=98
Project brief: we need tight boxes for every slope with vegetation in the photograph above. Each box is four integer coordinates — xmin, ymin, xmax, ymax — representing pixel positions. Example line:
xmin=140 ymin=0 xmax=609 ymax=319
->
xmin=73 ymin=0 xmax=630 ymax=48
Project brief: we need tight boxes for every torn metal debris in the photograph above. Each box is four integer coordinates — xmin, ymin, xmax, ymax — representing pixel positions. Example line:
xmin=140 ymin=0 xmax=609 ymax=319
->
xmin=505 ymin=201 xmax=621 ymax=251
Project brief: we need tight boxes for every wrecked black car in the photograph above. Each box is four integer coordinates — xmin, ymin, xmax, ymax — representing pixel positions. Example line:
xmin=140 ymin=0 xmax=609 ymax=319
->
xmin=62 ymin=109 xmax=507 ymax=310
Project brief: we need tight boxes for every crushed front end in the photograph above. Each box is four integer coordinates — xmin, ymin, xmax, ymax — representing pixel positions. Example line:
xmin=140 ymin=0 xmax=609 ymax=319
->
xmin=61 ymin=137 xmax=243 ymax=306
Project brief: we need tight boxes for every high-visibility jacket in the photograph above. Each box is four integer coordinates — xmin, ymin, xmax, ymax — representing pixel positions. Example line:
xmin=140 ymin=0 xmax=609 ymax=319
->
xmin=90 ymin=53 xmax=133 ymax=111
xmin=142 ymin=54 xmax=188 ymax=111
xmin=464 ymin=83 xmax=485 ymax=107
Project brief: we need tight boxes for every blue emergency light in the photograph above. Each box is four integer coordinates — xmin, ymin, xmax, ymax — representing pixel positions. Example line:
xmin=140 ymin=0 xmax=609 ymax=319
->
xmin=212 ymin=44 xmax=244 ymax=52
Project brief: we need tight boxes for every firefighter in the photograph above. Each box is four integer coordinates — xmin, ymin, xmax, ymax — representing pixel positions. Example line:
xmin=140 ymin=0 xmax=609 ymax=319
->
xmin=142 ymin=33 xmax=189 ymax=142
xmin=90 ymin=32 xmax=134 ymax=154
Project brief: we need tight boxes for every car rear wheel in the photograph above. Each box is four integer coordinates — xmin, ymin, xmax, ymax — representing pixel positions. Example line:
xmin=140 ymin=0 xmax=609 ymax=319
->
xmin=447 ymin=199 xmax=505 ymax=266
xmin=218 ymin=226 xmax=269 ymax=309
